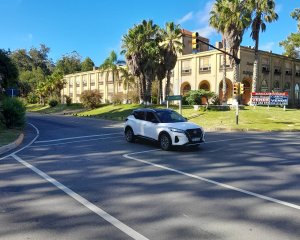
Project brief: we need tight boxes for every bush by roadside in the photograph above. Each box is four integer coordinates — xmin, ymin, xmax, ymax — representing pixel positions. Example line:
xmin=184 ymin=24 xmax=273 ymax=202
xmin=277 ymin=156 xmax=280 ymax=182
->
xmin=1 ymin=97 xmax=26 ymax=129
xmin=80 ymin=90 xmax=102 ymax=109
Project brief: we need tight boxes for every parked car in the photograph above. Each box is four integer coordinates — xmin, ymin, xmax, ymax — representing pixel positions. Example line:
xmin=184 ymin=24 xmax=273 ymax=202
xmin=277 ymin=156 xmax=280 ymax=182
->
xmin=124 ymin=108 xmax=205 ymax=150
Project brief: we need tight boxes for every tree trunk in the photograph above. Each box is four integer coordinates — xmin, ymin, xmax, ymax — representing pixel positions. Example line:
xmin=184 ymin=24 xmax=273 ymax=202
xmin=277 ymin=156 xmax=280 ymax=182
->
xmin=222 ymin=38 xmax=227 ymax=104
xmin=164 ymin=70 xmax=171 ymax=101
xmin=126 ymin=81 xmax=129 ymax=103
xmin=252 ymin=35 xmax=259 ymax=93
xmin=233 ymin=60 xmax=239 ymax=103
xmin=145 ymin=74 xmax=152 ymax=105
xmin=138 ymin=77 xmax=144 ymax=104
xmin=159 ymin=79 xmax=163 ymax=104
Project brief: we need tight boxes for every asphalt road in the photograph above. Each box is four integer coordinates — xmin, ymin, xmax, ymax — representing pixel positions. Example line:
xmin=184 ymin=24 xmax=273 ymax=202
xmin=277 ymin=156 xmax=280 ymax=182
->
xmin=0 ymin=112 xmax=299 ymax=240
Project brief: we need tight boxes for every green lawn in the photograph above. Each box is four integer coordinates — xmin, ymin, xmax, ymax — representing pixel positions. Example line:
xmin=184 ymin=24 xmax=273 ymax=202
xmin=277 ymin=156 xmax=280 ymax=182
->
xmin=26 ymin=103 xmax=84 ymax=114
xmin=26 ymin=103 xmax=300 ymax=132
xmin=0 ymin=127 xmax=22 ymax=147
xmin=75 ymin=104 xmax=300 ymax=131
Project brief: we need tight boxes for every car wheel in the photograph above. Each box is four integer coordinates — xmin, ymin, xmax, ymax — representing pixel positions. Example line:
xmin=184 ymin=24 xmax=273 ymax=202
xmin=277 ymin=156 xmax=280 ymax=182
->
xmin=160 ymin=133 xmax=172 ymax=151
xmin=125 ymin=127 xmax=135 ymax=143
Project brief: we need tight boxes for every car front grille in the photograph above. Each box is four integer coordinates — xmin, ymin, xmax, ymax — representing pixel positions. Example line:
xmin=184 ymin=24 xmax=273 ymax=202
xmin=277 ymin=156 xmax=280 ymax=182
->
xmin=185 ymin=128 xmax=203 ymax=142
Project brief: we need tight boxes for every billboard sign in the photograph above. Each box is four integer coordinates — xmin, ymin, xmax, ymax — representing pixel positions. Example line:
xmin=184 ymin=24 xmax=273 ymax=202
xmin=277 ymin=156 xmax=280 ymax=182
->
xmin=251 ymin=92 xmax=288 ymax=106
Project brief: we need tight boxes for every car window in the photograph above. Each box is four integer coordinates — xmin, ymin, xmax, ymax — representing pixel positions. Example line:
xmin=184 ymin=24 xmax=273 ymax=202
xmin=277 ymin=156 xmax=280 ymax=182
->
xmin=146 ymin=112 xmax=158 ymax=123
xmin=133 ymin=111 xmax=145 ymax=120
xmin=156 ymin=110 xmax=186 ymax=123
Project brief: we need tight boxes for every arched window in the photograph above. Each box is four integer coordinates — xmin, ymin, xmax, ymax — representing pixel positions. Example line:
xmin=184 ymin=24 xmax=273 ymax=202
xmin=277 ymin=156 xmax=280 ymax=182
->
xmin=199 ymin=81 xmax=210 ymax=91
xmin=181 ymin=83 xmax=191 ymax=96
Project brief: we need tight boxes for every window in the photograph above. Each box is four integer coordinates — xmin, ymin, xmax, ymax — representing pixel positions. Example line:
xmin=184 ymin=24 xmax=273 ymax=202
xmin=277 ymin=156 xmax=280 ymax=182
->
xmin=156 ymin=110 xmax=186 ymax=123
xmin=146 ymin=112 xmax=158 ymax=123
xmin=76 ymin=77 xmax=80 ymax=87
xmin=200 ymin=57 xmax=211 ymax=71
xmin=262 ymin=57 xmax=269 ymax=65
xmin=219 ymin=55 xmax=231 ymax=68
xmin=182 ymin=60 xmax=191 ymax=74
xmin=133 ymin=111 xmax=145 ymax=120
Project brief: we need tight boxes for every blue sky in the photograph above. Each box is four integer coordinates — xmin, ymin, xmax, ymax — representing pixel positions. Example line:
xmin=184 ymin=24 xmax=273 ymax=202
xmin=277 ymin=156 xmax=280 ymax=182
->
xmin=0 ymin=0 xmax=298 ymax=66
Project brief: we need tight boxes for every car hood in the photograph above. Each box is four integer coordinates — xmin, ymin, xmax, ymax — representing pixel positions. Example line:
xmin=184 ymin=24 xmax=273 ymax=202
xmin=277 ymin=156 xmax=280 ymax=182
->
xmin=158 ymin=122 xmax=202 ymax=130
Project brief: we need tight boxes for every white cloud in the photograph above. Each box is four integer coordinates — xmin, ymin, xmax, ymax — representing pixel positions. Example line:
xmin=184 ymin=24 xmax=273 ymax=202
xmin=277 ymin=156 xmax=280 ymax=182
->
xmin=177 ymin=12 xmax=194 ymax=25
xmin=193 ymin=26 xmax=217 ymax=38
xmin=195 ymin=0 xmax=215 ymax=24
xmin=260 ymin=42 xmax=275 ymax=51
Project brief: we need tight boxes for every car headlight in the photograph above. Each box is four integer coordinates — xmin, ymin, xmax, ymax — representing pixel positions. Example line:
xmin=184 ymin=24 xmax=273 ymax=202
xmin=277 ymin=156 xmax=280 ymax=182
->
xmin=169 ymin=128 xmax=185 ymax=133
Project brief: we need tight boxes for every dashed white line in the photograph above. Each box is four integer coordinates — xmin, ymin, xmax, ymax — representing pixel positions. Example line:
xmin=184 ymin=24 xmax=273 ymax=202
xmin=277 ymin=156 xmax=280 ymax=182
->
xmin=35 ymin=132 xmax=122 ymax=143
xmin=31 ymin=136 xmax=123 ymax=147
xmin=123 ymin=150 xmax=300 ymax=211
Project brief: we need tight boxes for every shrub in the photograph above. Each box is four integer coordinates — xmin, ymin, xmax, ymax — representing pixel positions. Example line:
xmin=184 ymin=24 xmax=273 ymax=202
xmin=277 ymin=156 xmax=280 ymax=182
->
xmin=2 ymin=97 xmax=26 ymax=128
xmin=48 ymin=99 xmax=58 ymax=107
xmin=80 ymin=90 xmax=102 ymax=109
xmin=65 ymin=95 xmax=72 ymax=106
xmin=111 ymin=93 xmax=124 ymax=105
xmin=185 ymin=90 xmax=216 ymax=105
xmin=127 ymin=91 xmax=140 ymax=104
xmin=211 ymin=95 xmax=221 ymax=105
xmin=26 ymin=92 xmax=39 ymax=104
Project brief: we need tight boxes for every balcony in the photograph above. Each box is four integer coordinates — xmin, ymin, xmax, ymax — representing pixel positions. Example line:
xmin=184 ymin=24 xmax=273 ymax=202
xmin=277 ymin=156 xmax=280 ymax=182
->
xmin=219 ymin=64 xmax=232 ymax=71
xmin=274 ymin=68 xmax=281 ymax=75
xmin=199 ymin=65 xmax=211 ymax=73
xmin=262 ymin=65 xmax=270 ymax=74
xmin=285 ymin=69 xmax=292 ymax=75
xmin=181 ymin=69 xmax=191 ymax=75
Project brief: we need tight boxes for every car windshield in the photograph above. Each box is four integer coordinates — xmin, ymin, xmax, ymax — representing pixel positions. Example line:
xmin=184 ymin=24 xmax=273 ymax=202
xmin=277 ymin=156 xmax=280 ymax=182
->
xmin=156 ymin=110 xmax=186 ymax=123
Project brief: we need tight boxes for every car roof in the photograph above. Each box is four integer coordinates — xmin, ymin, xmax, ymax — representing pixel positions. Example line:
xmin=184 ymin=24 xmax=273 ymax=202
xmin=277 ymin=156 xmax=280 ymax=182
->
xmin=133 ymin=108 xmax=173 ymax=113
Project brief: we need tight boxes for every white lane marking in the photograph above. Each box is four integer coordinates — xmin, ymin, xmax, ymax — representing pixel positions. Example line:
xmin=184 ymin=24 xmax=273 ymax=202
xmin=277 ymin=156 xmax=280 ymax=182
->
xmin=35 ymin=132 xmax=122 ymax=143
xmin=0 ymin=123 xmax=40 ymax=160
xmin=31 ymin=136 xmax=122 ymax=147
xmin=12 ymin=154 xmax=149 ymax=240
xmin=2 ymin=123 xmax=148 ymax=239
xmin=123 ymin=150 xmax=300 ymax=211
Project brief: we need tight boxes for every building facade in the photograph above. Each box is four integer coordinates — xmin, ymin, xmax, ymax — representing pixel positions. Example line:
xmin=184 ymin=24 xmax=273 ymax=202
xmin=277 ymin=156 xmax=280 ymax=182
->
xmin=61 ymin=30 xmax=300 ymax=105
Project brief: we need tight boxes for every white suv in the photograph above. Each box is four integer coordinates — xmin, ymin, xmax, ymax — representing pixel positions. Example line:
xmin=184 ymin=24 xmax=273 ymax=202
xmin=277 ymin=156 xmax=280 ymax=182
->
xmin=124 ymin=108 xmax=205 ymax=150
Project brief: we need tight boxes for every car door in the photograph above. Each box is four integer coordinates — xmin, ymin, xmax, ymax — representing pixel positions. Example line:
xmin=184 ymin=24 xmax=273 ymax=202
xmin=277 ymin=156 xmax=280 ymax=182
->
xmin=132 ymin=110 xmax=145 ymax=136
xmin=143 ymin=111 xmax=159 ymax=140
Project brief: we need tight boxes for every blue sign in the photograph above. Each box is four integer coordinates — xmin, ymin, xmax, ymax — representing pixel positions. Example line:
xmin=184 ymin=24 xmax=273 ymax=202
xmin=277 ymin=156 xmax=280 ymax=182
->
xmin=5 ymin=88 xmax=19 ymax=97
xmin=269 ymin=95 xmax=288 ymax=105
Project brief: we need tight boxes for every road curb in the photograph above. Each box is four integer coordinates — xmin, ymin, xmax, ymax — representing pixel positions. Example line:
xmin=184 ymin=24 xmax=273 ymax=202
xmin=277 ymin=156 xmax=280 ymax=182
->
xmin=0 ymin=133 xmax=24 ymax=155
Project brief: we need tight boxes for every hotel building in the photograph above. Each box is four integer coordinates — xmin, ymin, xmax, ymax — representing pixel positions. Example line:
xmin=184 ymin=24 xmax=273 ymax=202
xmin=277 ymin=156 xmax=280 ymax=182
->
xmin=61 ymin=30 xmax=300 ymax=106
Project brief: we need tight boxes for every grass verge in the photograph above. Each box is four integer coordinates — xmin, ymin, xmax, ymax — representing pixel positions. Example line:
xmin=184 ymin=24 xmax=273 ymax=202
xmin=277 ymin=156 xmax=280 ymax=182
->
xmin=27 ymin=103 xmax=300 ymax=132
xmin=26 ymin=103 xmax=84 ymax=114
xmin=77 ymin=104 xmax=300 ymax=131
xmin=0 ymin=127 xmax=22 ymax=147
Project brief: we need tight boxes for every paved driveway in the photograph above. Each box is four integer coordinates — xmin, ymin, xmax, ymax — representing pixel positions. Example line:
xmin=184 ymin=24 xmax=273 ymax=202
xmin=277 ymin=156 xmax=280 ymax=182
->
xmin=1 ymin=113 xmax=299 ymax=240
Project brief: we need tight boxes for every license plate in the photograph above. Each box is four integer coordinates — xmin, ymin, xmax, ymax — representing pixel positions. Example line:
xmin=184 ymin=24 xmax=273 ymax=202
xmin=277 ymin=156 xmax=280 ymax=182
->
xmin=192 ymin=137 xmax=201 ymax=142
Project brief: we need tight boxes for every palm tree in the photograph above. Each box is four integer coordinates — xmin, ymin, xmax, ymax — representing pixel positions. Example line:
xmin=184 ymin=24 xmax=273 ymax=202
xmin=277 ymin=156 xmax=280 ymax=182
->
xmin=140 ymin=20 xmax=161 ymax=104
xmin=119 ymin=67 xmax=136 ymax=103
xmin=156 ymin=55 xmax=166 ymax=104
xmin=36 ymin=81 xmax=47 ymax=105
xmin=122 ymin=20 xmax=160 ymax=104
xmin=248 ymin=0 xmax=278 ymax=92
xmin=99 ymin=51 xmax=120 ymax=101
xmin=121 ymin=24 xmax=145 ymax=103
xmin=211 ymin=0 xmax=251 ymax=102
xmin=210 ymin=0 xmax=228 ymax=104
xmin=159 ymin=22 xmax=183 ymax=101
